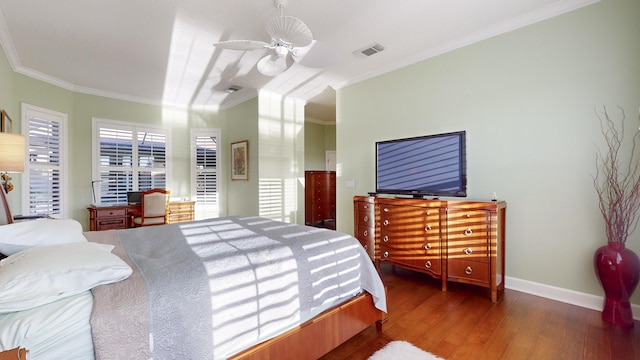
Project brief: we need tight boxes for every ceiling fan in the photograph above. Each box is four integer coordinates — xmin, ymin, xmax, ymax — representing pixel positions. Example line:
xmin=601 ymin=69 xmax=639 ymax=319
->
xmin=213 ymin=0 xmax=339 ymax=76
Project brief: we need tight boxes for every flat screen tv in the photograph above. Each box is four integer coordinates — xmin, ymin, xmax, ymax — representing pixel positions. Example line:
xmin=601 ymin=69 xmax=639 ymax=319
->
xmin=375 ymin=131 xmax=467 ymax=198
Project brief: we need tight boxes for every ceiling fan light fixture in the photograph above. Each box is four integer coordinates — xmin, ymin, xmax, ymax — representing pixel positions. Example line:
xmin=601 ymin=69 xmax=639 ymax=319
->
xmin=257 ymin=54 xmax=293 ymax=76
xmin=274 ymin=44 xmax=289 ymax=57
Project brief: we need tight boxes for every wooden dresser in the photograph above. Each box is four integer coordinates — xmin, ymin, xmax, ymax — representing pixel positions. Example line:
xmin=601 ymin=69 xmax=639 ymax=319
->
xmin=305 ymin=171 xmax=336 ymax=229
xmin=353 ymin=196 xmax=506 ymax=302
xmin=167 ymin=201 xmax=195 ymax=223
xmin=87 ymin=200 xmax=195 ymax=231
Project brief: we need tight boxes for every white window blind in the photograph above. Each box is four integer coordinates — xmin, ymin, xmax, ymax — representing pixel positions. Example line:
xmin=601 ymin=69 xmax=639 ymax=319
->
xmin=21 ymin=104 xmax=67 ymax=217
xmin=137 ymin=131 xmax=167 ymax=190
xmin=94 ymin=119 xmax=169 ymax=205
xmin=192 ymin=129 xmax=219 ymax=219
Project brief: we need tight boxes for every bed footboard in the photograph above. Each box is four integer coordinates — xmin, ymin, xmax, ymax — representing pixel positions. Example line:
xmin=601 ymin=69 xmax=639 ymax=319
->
xmin=230 ymin=292 xmax=385 ymax=360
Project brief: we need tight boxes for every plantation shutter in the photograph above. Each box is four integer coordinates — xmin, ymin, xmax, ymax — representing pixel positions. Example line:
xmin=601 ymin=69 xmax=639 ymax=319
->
xmin=94 ymin=120 xmax=169 ymax=205
xmin=137 ymin=131 xmax=167 ymax=190
xmin=26 ymin=115 xmax=62 ymax=215
xmin=192 ymin=130 xmax=219 ymax=219
xmin=98 ymin=127 xmax=134 ymax=204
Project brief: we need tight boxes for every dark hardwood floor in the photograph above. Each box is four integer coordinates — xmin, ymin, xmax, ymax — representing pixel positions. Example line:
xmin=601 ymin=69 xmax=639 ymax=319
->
xmin=320 ymin=264 xmax=640 ymax=360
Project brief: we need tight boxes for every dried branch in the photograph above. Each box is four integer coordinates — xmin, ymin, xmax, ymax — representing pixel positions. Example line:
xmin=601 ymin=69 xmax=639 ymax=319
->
xmin=593 ymin=106 xmax=640 ymax=245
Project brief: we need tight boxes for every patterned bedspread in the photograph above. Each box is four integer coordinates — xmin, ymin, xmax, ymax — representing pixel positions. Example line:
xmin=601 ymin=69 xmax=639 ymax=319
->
xmin=86 ymin=216 xmax=386 ymax=359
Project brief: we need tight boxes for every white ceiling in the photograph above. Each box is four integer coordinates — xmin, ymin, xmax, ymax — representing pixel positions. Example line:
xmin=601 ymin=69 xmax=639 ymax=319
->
xmin=0 ymin=0 xmax=596 ymax=116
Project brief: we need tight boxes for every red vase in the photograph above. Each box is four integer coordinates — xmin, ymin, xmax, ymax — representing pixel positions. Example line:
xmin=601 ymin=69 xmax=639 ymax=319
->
xmin=594 ymin=243 xmax=640 ymax=328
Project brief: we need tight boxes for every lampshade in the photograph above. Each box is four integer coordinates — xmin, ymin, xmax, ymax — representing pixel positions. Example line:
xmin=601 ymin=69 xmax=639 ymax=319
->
xmin=0 ymin=133 xmax=25 ymax=173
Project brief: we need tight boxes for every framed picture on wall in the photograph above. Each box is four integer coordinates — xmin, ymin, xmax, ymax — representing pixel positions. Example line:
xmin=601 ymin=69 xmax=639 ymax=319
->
xmin=0 ymin=110 xmax=11 ymax=133
xmin=231 ymin=140 xmax=248 ymax=180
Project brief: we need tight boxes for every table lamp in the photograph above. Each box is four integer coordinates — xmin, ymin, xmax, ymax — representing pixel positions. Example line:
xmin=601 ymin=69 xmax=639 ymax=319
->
xmin=0 ymin=133 xmax=25 ymax=193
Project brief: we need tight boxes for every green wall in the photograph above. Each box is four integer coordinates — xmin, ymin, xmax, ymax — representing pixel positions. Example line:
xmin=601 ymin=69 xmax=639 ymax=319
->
xmin=226 ymin=97 xmax=260 ymax=216
xmin=304 ymin=121 xmax=336 ymax=170
xmin=337 ymin=0 xmax=640 ymax=305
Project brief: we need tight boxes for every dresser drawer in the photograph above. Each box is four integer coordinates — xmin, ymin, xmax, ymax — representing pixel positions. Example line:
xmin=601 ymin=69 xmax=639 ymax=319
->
xmin=379 ymin=248 xmax=441 ymax=275
xmin=356 ymin=201 xmax=374 ymax=214
xmin=95 ymin=208 xmax=127 ymax=218
xmin=380 ymin=204 xmax=437 ymax=221
xmin=96 ymin=217 xmax=127 ymax=230
xmin=356 ymin=211 xmax=374 ymax=226
xmin=448 ymin=259 xmax=490 ymax=284
xmin=169 ymin=213 xmax=193 ymax=223
xmin=447 ymin=242 xmax=489 ymax=262
xmin=380 ymin=232 xmax=441 ymax=253
xmin=380 ymin=205 xmax=440 ymax=234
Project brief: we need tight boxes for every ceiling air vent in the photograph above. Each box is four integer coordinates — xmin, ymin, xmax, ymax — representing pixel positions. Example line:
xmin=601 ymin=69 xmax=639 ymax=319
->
xmin=353 ymin=43 xmax=385 ymax=58
xmin=225 ymin=85 xmax=242 ymax=93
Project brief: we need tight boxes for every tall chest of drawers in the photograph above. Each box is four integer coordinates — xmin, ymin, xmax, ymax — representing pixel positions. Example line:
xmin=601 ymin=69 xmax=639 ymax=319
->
xmin=305 ymin=171 xmax=336 ymax=229
xmin=353 ymin=196 xmax=506 ymax=302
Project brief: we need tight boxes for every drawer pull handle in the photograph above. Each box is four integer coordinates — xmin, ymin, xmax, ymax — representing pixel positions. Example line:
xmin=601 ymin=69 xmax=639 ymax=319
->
xmin=383 ymin=220 xmax=389 ymax=226
xmin=464 ymin=247 xmax=473 ymax=255
xmin=424 ymin=243 xmax=431 ymax=250
xmin=464 ymin=228 xmax=473 ymax=235
xmin=465 ymin=214 xmax=471 ymax=218
xmin=426 ymin=211 xmax=430 ymax=216
xmin=425 ymin=225 xmax=432 ymax=231
xmin=363 ymin=215 xmax=369 ymax=222
xmin=425 ymin=261 xmax=432 ymax=269
xmin=465 ymin=266 xmax=473 ymax=275
xmin=383 ymin=251 xmax=389 ymax=258
xmin=363 ymin=230 xmax=368 ymax=237
xmin=383 ymin=235 xmax=389 ymax=242
xmin=383 ymin=208 xmax=389 ymax=212
xmin=363 ymin=245 xmax=368 ymax=250
xmin=363 ymin=205 xmax=369 ymax=209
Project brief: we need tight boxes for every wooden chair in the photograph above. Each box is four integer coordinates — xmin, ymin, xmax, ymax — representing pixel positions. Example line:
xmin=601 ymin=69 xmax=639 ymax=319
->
xmin=131 ymin=189 xmax=170 ymax=227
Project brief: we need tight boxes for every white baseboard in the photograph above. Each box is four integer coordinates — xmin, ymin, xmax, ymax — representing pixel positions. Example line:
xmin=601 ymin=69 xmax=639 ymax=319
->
xmin=505 ymin=276 xmax=640 ymax=321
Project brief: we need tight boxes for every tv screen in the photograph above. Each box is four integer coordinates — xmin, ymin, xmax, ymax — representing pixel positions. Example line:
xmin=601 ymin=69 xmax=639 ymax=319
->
xmin=375 ymin=131 xmax=467 ymax=198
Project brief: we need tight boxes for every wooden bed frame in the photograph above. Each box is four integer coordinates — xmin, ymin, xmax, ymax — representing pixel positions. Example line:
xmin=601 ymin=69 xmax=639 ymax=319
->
xmin=231 ymin=291 xmax=386 ymax=360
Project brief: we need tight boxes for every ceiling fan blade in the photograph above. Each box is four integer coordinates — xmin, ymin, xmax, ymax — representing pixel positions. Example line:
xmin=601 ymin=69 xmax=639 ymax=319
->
xmin=213 ymin=40 xmax=270 ymax=51
xmin=292 ymin=40 xmax=341 ymax=68
xmin=257 ymin=53 xmax=294 ymax=76
xmin=265 ymin=16 xmax=312 ymax=47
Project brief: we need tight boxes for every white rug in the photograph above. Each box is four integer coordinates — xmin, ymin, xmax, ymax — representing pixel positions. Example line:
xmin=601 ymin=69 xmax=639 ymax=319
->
xmin=368 ymin=341 xmax=444 ymax=360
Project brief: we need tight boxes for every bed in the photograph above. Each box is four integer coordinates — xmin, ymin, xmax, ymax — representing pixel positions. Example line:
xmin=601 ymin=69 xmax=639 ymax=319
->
xmin=0 ymin=216 xmax=387 ymax=359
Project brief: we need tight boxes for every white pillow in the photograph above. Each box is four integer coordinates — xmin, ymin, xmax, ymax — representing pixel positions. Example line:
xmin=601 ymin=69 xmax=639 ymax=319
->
xmin=0 ymin=218 xmax=87 ymax=255
xmin=0 ymin=242 xmax=132 ymax=313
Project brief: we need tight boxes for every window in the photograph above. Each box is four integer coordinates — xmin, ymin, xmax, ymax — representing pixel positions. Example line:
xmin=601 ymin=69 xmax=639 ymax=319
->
xmin=21 ymin=104 xmax=68 ymax=218
xmin=93 ymin=118 xmax=170 ymax=204
xmin=191 ymin=129 xmax=220 ymax=219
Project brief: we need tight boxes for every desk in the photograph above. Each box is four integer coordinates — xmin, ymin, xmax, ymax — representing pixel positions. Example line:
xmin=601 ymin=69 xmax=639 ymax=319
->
xmin=87 ymin=201 xmax=195 ymax=231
